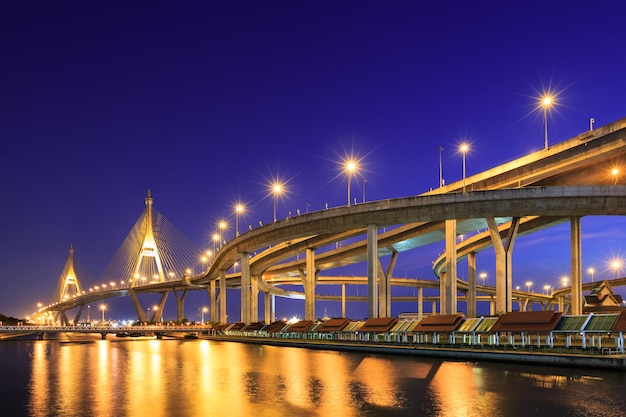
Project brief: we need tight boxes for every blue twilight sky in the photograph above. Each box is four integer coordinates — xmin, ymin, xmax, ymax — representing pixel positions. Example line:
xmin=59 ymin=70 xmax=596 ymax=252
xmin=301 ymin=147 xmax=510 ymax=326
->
xmin=2 ymin=1 xmax=626 ymax=320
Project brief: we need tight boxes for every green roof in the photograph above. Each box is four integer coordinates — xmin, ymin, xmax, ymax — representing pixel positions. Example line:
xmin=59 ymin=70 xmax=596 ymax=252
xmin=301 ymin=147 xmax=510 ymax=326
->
xmin=555 ymin=315 xmax=588 ymax=332
xmin=584 ymin=314 xmax=619 ymax=331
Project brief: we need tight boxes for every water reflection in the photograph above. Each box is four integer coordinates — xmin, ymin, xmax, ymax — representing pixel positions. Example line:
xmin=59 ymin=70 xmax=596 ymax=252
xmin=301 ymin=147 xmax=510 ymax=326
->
xmin=21 ymin=338 xmax=626 ymax=416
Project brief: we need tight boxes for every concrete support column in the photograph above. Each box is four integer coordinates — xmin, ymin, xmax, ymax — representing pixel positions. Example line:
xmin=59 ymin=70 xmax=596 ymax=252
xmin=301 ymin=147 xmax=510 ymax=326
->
xmin=571 ymin=217 xmax=583 ymax=315
xmin=151 ymin=292 xmax=168 ymax=322
xmin=341 ymin=284 xmax=346 ymax=318
xmin=173 ymin=290 xmax=187 ymax=322
xmin=378 ymin=250 xmax=397 ymax=318
xmin=219 ymin=269 xmax=227 ymax=324
xmin=264 ymin=292 xmax=275 ymax=323
xmin=240 ymin=252 xmax=251 ymax=324
xmin=129 ymin=288 xmax=147 ymax=323
xmin=209 ymin=280 xmax=217 ymax=323
xmin=367 ymin=224 xmax=379 ymax=318
xmin=304 ymin=248 xmax=317 ymax=321
xmin=439 ymin=271 xmax=447 ymax=315
xmin=558 ymin=295 xmax=565 ymax=313
xmin=251 ymin=276 xmax=259 ymax=323
xmin=444 ymin=219 xmax=457 ymax=315
xmin=487 ymin=217 xmax=520 ymax=314
xmin=467 ymin=251 xmax=477 ymax=317
xmin=431 ymin=300 xmax=437 ymax=315
xmin=418 ymin=287 xmax=424 ymax=321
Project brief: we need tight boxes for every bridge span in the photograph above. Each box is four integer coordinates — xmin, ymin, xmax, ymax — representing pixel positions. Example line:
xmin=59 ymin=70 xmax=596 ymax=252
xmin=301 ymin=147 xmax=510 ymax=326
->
xmin=32 ymin=116 xmax=626 ymax=325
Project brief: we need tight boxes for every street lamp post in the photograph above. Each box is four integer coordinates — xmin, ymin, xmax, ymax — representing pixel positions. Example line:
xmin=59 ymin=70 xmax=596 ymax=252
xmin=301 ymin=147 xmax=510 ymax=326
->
xmin=218 ymin=221 xmax=227 ymax=249
xmin=612 ymin=260 xmax=622 ymax=278
xmin=439 ymin=146 xmax=444 ymax=187
xmin=588 ymin=267 xmax=595 ymax=283
xmin=542 ymin=95 xmax=552 ymax=150
xmin=235 ymin=204 xmax=244 ymax=237
xmin=346 ymin=161 xmax=357 ymax=206
xmin=460 ymin=143 xmax=469 ymax=192
xmin=201 ymin=307 xmax=208 ymax=324
xmin=100 ymin=304 xmax=106 ymax=323
xmin=213 ymin=233 xmax=219 ymax=253
xmin=479 ymin=272 xmax=487 ymax=286
xmin=525 ymin=281 xmax=533 ymax=292
xmin=612 ymin=168 xmax=619 ymax=185
xmin=272 ymin=183 xmax=282 ymax=222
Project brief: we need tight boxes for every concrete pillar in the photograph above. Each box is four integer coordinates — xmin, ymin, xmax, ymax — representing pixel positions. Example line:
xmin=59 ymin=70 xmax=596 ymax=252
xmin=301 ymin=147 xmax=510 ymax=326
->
xmin=264 ymin=292 xmax=275 ymax=323
xmin=240 ymin=252 xmax=251 ymax=324
xmin=209 ymin=280 xmax=217 ymax=323
xmin=467 ymin=251 xmax=477 ymax=317
xmin=304 ymin=248 xmax=317 ymax=320
xmin=129 ymin=288 xmax=147 ymax=323
xmin=251 ymin=276 xmax=259 ymax=323
xmin=431 ymin=300 xmax=437 ymax=315
xmin=439 ymin=271 xmax=446 ymax=314
xmin=418 ymin=287 xmax=423 ymax=321
xmin=151 ymin=292 xmax=168 ymax=322
xmin=489 ymin=297 xmax=495 ymax=316
xmin=219 ymin=269 xmax=227 ymax=324
xmin=341 ymin=284 xmax=346 ymax=318
xmin=173 ymin=289 xmax=187 ymax=322
xmin=367 ymin=224 xmax=379 ymax=318
xmin=378 ymin=250 xmax=397 ymax=318
xmin=487 ymin=217 xmax=519 ymax=314
xmin=571 ymin=217 xmax=583 ymax=315
xmin=444 ymin=219 xmax=457 ymax=314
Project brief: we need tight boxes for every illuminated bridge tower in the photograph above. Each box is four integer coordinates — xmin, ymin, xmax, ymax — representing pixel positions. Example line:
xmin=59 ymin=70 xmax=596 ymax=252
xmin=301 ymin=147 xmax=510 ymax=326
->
xmin=55 ymin=244 xmax=83 ymax=302
xmin=51 ymin=244 xmax=84 ymax=325
xmin=102 ymin=190 xmax=201 ymax=323
xmin=131 ymin=190 xmax=166 ymax=288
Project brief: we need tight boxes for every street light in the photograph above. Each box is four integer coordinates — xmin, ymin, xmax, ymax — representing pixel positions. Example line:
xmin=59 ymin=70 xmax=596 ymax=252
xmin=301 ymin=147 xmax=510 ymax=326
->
xmin=561 ymin=276 xmax=568 ymax=287
xmin=213 ymin=233 xmax=219 ymax=253
xmin=218 ymin=221 xmax=227 ymax=249
xmin=460 ymin=143 xmax=469 ymax=192
xmin=612 ymin=168 xmax=619 ymax=185
xmin=612 ymin=259 xmax=622 ymax=278
xmin=235 ymin=203 xmax=244 ymax=237
xmin=100 ymin=304 xmax=106 ymax=323
xmin=479 ymin=272 xmax=487 ymax=286
xmin=272 ymin=183 xmax=283 ymax=222
xmin=543 ymin=284 xmax=552 ymax=295
xmin=588 ymin=267 xmax=595 ymax=283
xmin=542 ymin=95 xmax=553 ymax=150
xmin=345 ymin=160 xmax=357 ymax=206
xmin=201 ymin=307 xmax=208 ymax=324
xmin=525 ymin=281 xmax=533 ymax=292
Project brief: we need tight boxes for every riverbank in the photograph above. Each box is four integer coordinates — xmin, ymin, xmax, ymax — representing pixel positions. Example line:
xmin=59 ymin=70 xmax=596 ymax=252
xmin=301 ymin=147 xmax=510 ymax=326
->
xmin=207 ymin=335 xmax=626 ymax=371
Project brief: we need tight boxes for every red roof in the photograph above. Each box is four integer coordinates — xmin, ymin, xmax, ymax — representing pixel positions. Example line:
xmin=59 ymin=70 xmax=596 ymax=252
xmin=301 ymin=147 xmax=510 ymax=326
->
xmin=491 ymin=311 xmax=562 ymax=333
xmin=287 ymin=320 xmax=314 ymax=333
xmin=360 ymin=317 xmax=397 ymax=332
xmin=413 ymin=314 xmax=464 ymax=333
xmin=612 ymin=311 xmax=626 ymax=332
xmin=318 ymin=318 xmax=351 ymax=332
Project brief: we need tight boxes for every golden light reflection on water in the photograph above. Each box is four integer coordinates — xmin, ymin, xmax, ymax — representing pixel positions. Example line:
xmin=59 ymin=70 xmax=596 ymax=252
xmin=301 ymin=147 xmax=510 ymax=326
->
xmin=24 ymin=338 xmax=626 ymax=417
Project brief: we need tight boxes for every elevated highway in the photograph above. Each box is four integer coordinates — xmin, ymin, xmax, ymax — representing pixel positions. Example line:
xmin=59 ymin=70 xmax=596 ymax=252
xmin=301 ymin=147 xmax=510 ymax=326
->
xmin=34 ymin=117 xmax=626 ymax=324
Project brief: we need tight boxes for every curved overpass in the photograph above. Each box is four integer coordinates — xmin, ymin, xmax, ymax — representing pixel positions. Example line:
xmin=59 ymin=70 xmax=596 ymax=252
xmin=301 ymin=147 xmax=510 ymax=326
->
xmin=33 ymin=116 xmax=626 ymax=323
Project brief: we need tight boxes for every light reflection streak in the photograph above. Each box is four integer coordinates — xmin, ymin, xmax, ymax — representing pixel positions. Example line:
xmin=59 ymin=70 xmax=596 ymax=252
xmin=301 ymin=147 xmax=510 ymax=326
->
xmin=29 ymin=342 xmax=50 ymax=417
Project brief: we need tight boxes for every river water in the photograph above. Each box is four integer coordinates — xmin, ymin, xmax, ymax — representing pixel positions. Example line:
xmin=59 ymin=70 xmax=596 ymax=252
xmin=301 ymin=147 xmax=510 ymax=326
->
xmin=1 ymin=335 xmax=625 ymax=417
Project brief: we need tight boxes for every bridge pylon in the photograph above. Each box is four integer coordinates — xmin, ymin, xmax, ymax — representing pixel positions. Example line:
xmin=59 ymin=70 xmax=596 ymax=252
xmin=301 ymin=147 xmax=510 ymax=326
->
xmin=130 ymin=190 xmax=167 ymax=288
xmin=54 ymin=244 xmax=83 ymax=303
